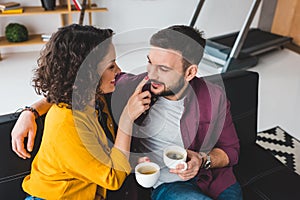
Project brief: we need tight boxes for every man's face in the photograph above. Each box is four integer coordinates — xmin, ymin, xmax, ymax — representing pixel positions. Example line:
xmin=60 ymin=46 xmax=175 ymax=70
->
xmin=147 ymin=47 xmax=187 ymax=98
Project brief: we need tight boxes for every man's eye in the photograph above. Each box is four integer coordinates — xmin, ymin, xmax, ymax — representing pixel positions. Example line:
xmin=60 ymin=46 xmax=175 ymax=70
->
xmin=146 ymin=55 xmax=151 ymax=64
xmin=159 ymin=66 xmax=169 ymax=72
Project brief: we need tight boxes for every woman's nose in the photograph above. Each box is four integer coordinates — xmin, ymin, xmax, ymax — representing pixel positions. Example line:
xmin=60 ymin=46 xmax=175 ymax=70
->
xmin=115 ymin=64 xmax=121 ymax=74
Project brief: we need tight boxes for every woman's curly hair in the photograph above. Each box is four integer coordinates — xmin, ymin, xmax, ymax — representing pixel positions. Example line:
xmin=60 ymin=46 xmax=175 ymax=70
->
xmin=33 ymin=24 xmax=113 ymax=110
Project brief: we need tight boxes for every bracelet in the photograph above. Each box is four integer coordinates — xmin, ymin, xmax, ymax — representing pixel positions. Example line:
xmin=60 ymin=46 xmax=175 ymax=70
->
xmin=199 ymin=152 xmax=206 ymax=169
xmin=22 ymin=106 xmax=40 ymax=119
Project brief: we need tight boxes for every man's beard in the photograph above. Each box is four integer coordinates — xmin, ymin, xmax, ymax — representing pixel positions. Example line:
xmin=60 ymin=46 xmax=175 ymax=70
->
xmin=151 ymin=76 xmax=185 ymax=97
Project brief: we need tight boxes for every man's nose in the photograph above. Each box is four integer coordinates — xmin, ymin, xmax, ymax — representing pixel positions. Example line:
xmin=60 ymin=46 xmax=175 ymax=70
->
xmin=147 ymin=64 xmax=158 ymax=80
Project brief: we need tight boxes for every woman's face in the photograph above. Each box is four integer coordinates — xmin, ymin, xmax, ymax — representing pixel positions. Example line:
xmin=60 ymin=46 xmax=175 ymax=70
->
xmin=98 ymin=44 xmax=121 ymax=94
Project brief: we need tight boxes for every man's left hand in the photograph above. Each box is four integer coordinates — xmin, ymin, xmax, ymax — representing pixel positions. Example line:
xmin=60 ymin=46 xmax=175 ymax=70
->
xmin=169 ymin=150 xmax=202 ymax=181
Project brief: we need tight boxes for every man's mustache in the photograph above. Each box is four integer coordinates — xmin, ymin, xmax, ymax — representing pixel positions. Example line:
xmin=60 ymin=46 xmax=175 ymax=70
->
xmin=149 ymin=79 xmax=165 ymax=86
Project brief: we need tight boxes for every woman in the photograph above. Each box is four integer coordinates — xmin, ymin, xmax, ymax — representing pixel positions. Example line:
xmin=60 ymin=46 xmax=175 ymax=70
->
xmin=22 ymin=24 xmax=151 ymax=200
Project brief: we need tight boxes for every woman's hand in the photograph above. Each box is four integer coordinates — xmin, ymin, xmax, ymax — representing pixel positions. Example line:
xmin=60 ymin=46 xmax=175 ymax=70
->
xmin=138 ymin=156 xmax=151 ymax=164
xmin=11 ymin=111 xmax=37 ymax=159
xmin=118 ymin=76 xmax=151 ymax=135
xmin=115 ymin=76 xmax=151 ymax=157
xmin=126 ymin=76 xmax=151 ymax=122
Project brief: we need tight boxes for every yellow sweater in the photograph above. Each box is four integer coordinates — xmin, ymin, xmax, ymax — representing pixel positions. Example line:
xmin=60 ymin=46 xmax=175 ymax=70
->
xmin=22 ymin=104 xmax=131 ymax=200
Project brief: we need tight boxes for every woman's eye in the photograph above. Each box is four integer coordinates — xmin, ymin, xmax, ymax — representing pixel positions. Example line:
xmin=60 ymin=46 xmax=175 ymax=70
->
xmin=108 ymin=65 xmax=114 ymax=70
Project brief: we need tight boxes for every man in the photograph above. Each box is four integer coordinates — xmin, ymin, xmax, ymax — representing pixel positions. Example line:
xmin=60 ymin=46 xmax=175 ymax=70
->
xmin=11 ymin=25 xmax=242 ymax=200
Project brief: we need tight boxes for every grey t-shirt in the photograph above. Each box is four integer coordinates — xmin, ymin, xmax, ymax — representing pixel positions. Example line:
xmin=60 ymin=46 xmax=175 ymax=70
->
xmin=137 ymin=96 xmax=185 ymax=188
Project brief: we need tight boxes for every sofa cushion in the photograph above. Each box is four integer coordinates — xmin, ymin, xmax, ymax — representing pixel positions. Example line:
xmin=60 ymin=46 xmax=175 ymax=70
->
xmin=234 ymin=144 xmax=286 ymax=186
xmin=246 ymin=167 xmax=300 ymax=200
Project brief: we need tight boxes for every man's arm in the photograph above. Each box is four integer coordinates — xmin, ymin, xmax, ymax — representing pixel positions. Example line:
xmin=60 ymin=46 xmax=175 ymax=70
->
xmin=170 ymin=147 xmax=229 ymax=181
xmin=11 ymin=98 xmax=52 ymax=159
xmin=205 ymin=147 xmax=229 ymax=168
xmin=170 ymin=92 xmax=238 ymax=180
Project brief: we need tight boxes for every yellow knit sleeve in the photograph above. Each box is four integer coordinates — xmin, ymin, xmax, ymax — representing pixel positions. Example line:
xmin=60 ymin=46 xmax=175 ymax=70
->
xmin=53 ymin=110 xmax=131 ymax=191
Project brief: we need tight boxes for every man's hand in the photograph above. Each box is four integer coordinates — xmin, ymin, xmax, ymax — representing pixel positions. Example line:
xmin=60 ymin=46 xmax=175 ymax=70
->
xmin=169 ymin=150 xmax=202 ymax=181
xmin=11 ymin=111 xmax=37 ymax=159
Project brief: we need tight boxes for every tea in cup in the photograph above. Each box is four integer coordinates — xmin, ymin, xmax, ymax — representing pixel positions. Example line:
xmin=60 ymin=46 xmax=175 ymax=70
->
xmin=135 ymin=162 xmax=160 ymax=188
xmin=163 ymin=145 xmax=187 ymax=171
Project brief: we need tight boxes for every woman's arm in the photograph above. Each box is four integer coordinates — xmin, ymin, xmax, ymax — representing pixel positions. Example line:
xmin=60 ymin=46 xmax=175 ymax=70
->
xmin=114 ymin=76 xmax=151 ymax=158
xmin=61 ymin=77 xmax=151 ymax=190
xmin=11 ymin=98 xmax=52 ymax=159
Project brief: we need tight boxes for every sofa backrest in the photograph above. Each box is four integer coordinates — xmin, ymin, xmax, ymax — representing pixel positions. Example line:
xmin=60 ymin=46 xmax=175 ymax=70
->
xmin=0 ymin=70 xmax=259 ymax=199
xmin=0 ymin=113 xmax=44 ymax=199
xmin=205 ymin=70 xmax=259 ymax=147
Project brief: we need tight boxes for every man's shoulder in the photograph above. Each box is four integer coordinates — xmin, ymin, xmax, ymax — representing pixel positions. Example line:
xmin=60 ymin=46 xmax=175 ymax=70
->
xmin=116 ymin=72 xmax=147 ymax=84
xmin=190 ymin=76 xmax=225 ymax=97
xmin=190 ymin=77 xmax=224 ymax=92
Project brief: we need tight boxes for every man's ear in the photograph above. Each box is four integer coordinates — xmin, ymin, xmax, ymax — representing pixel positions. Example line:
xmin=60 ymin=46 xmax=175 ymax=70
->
xmin=185 ymin=64 xmax=198 ymax=82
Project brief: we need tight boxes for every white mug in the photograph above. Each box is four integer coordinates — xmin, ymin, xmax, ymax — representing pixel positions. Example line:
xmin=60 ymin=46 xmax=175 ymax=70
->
xmin=163 ymin=145 xmax=188 ymax=171
xmin=135 ymin=162 xmax=160 ymax=188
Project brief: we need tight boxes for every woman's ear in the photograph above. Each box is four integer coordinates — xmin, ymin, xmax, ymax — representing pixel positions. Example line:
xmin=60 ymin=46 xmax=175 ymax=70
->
xmin=185 ymin=64 xmax=198 ymax=82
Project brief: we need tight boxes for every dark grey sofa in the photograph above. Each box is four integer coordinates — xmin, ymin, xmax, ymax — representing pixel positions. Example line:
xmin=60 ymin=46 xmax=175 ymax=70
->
xmin=1 ymin=70 xmax=299 ymax=199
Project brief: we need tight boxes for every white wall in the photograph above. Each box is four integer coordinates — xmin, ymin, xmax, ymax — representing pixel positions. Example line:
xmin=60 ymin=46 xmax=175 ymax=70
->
xmin=0 ymin=0 xmax=262 ymax=53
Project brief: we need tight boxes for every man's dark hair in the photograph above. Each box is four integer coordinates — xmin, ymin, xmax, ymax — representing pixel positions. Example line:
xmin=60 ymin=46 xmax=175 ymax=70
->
xmin=150 ymin=25 xmax=206 ymax=69
xmin=33 ymin=24 xmax=113 ymax=110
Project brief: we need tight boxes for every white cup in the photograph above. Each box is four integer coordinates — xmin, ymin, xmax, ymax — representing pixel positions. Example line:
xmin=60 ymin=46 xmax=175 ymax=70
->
xmin=163 ymin=145 xmax=188 ymax=171
xmin=135 ymin=162 xmax=160 ymax=188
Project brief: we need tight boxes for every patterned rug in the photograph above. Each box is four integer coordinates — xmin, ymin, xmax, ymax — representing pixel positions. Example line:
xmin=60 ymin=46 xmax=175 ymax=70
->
xmin=256 ymin=126 xmax=300 ymax=175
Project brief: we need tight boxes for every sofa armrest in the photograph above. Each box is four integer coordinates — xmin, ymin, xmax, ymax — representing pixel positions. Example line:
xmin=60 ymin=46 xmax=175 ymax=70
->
xmin=0 ymin=112 xmax=44 ymax=199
